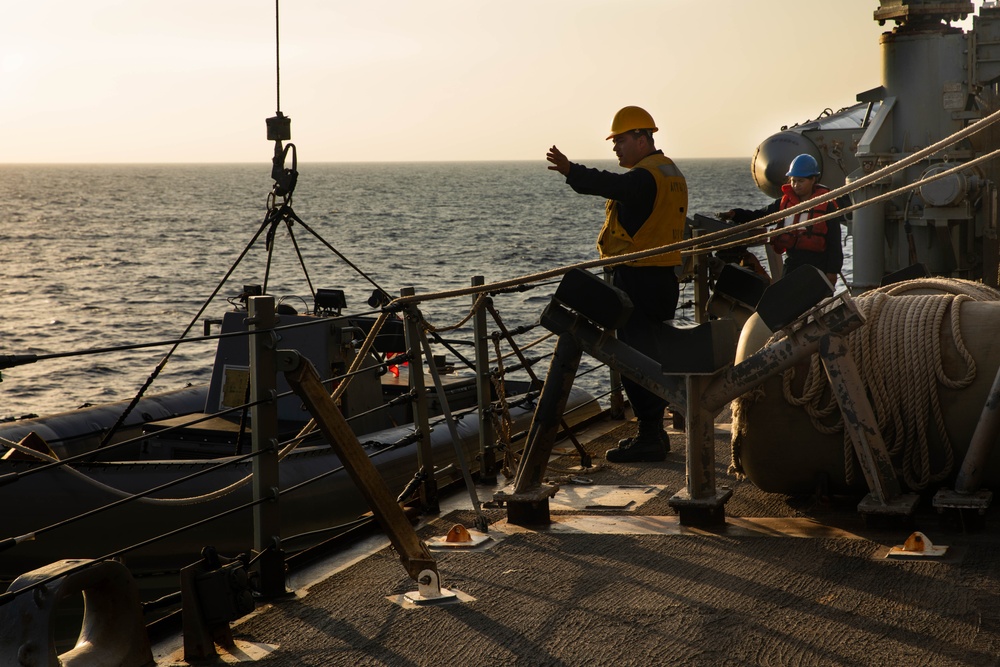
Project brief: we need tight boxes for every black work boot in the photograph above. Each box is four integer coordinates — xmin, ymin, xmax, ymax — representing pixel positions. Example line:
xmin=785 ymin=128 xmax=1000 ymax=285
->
xmin=606 ymin=419 xmax=669 ymax=463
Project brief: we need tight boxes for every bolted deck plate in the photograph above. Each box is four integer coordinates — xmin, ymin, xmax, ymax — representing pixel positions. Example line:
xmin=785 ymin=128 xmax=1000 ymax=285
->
xmin=668 ymin=487 xmax=733 ymax=527
xmin=857 ymin=492 xmax=920 ymax=516
xmin=932 ymin=488 xmax=993 ymax=512
xmin=389 ymin=588 xmax=475 ymax=609
xmin=545 ymin=484 xmax=666 ymax=512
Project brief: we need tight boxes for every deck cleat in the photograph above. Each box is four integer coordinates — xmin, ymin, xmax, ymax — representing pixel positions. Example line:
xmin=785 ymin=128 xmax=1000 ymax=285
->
xmin=426 ymin=524 xmax=492 ymax=550
xmin=886 ymin=531 xmax=949 ymax=559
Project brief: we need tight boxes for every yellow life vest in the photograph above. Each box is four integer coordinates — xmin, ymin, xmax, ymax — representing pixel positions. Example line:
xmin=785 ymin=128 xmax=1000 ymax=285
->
xmin=596 ymin=153 xmax=687 ymax=267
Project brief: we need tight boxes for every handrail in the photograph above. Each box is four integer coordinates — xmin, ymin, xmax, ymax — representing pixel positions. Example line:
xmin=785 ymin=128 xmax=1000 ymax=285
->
xmin=384 ymin=107 xmax=1000 ymax=312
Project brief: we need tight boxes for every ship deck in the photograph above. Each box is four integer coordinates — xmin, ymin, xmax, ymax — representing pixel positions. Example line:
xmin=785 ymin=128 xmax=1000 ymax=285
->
xmin=154 ymin=414 xmax=1000 ymax=666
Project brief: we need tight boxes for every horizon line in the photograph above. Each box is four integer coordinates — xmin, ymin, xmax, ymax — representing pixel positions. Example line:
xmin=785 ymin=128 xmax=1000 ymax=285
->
xmin=0 ymin=156 xmax=750 ymax=167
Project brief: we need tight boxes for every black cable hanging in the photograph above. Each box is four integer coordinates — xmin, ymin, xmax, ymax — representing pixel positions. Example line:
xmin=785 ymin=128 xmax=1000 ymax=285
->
xmin=90 ymin=0 xmax=466 ymax=448
xmin=266 ymin=0 xmax=296 ymax=203
xmin=261 ymin=0 xmax=392 ymax=301
xmin=97 ymin=0 xmax=297 ymax=446
xmin=96 ymin=213 xmax=277 ymax=449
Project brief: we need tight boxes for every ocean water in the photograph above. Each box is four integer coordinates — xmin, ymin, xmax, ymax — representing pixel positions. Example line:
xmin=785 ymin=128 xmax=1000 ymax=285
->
xmin=0 ymin=159 xmax=779 ymax=420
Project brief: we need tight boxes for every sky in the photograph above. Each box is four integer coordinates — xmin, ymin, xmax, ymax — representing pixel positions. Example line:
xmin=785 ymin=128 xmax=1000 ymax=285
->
xmin=0 ymin=1 xmax=985 ymax=163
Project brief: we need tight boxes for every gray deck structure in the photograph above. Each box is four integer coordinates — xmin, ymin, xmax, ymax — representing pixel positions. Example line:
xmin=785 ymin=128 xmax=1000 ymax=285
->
xmin=155 ymin=418 xmax=1000 ymax=666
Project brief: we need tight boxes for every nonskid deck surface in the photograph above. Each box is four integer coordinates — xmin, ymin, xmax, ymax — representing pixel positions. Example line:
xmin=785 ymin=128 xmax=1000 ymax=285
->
xmin=156 ymin=419 xmax=1000 ymax=666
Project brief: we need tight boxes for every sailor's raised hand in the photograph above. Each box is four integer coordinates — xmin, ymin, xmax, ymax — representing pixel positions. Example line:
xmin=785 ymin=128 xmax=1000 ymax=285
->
xmin=546 ymin=146 xmax=570 ymax=176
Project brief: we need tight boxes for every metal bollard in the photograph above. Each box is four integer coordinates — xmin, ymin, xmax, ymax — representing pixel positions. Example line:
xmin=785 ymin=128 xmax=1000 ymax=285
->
xmin=0 ymin=559 xmax=153 ymax=667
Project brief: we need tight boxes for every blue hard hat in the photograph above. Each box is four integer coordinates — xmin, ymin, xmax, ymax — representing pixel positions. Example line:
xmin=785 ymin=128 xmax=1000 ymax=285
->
xmin=786 ymin=154 xmax=820 ymax=178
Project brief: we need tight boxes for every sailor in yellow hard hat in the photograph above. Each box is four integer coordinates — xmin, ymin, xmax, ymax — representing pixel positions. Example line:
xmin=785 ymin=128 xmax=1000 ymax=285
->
xmin=546 ymin=106 xmax=687 ymax=463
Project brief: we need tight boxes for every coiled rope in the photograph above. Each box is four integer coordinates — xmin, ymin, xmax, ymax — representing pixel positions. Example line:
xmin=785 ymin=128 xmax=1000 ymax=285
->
xmin=776 ymin=278 xmax=1000 ymax=491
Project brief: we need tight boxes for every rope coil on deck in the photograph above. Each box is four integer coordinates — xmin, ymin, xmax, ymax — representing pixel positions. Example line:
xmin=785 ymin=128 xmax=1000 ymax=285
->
xmin=738 ymin=278 xmax=1000 ymax=491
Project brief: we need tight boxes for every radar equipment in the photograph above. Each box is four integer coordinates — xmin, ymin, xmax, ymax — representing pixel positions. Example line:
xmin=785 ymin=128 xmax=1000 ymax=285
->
xmin=748 ymin=0 xmax=1000 ymax=288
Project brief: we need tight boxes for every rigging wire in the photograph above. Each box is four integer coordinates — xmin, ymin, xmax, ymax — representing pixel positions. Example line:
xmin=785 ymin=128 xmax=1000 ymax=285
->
xmin=0 ymin=315 xmax=369 ymax=371
xmin=0 ymin=286 xmax=595 ymax=575
xmin=0 ymin=373 xmax=568 ymax=596
xmin=383 ymin=106 xmax=1000 ymax=312
xmin=0 ymin=355 xmax=399 ymax=482
xmin=276 ymin=206 xmax=391 ymax=308
xmin=0 ymin=0 xmax=613 ymax=603
xmin=0 ymin=488 xmax=281 ymax=609
xmin=95 ymin=213 xmax=278 ymax=449
xmin=283 ymin=217 xmax=318 ymax=301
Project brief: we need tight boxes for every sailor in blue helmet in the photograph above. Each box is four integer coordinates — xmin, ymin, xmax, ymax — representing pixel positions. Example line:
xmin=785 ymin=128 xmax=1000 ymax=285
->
xmin=719 ymin=153 xmax=843 ymax=286
xmin=546 ymin=106 xmax=687 ymax=463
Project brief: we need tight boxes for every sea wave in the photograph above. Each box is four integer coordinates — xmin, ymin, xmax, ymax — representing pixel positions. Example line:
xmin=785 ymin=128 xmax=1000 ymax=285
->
xmin=0 ymin=159 xmax=771 ymax=418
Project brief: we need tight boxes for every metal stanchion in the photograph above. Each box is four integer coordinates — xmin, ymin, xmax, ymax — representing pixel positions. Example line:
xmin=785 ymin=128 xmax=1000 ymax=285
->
xmin=401 ymin=286 xmax=439 ymax=513
xmin=248 ymin=295 xmax=287 ymax=599
xmin=472 ymin=276 xmax=497 ymax=481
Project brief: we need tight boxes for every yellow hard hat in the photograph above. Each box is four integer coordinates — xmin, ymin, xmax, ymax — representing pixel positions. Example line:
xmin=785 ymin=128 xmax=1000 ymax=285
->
xmin=607 ymin=106 xmax=658 ymax=140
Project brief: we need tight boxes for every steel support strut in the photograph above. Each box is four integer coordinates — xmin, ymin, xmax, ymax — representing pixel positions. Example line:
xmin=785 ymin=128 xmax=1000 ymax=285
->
xmin=485 ymin=299 xmax=592 ymax=469
xmin=414 ymin=326 xmax=489 ymax=533
xmin=401 ymin=287 xmax=439 ymax=514
xmin=933 ymin=338 xmax=1000 ymax=516
xmin=818 ymin=334 xmax=918 ymax=516
xmin=505 ymin=273 xmax=912 ymax=526
xmin=278 ymin=350 xmax=443 ymax=592
xmin=495 ymin=333 xmax=584 ymax=525
xmin=667 ymin=373 xmax=732 ymax=525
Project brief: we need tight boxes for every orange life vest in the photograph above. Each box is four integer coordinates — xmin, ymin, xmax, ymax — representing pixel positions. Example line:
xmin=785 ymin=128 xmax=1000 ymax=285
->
xmin=771 ymin=184 xmax=835 ymax=254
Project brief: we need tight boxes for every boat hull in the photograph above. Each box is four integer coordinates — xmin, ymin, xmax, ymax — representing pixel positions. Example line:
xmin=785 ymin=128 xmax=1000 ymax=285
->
xmin=0 ymin=386 xmax=208 ymax=460
xmin=0 ymin=387 xmax=599 ymax=579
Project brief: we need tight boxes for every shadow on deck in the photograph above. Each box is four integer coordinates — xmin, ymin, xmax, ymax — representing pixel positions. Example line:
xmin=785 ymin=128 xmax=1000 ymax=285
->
xmin=155 ymin=419 xmax=1000 ymax=666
